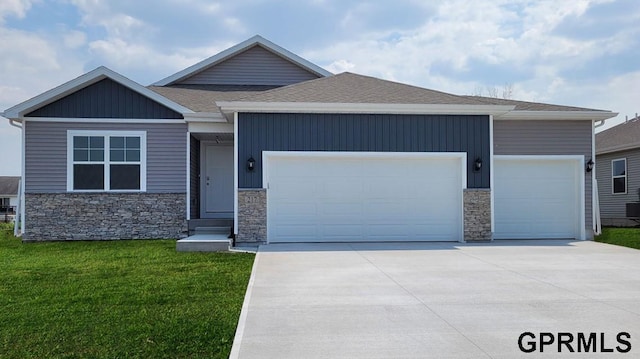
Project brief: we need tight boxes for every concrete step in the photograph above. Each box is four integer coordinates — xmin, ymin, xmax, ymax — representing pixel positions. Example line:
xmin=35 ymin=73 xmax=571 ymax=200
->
xmin=194 ymin=226 xmax=231 ymax=235
xmin=176 ymin=234 xmax=230 ymax=252
xmin=188 ymin=218 xmax=233 ymax=231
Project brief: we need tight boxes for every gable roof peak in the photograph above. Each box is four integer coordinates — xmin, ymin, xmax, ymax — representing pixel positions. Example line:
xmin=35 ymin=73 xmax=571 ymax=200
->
xmin=3 ymin=66 xmax=193 ymax=119
xmin=153 ymin=35 xmax=332 ymax=86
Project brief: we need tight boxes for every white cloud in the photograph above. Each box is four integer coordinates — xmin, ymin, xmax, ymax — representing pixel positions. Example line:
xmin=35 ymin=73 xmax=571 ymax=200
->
xmin=0 ymin=0 xmax=32 ymax=21
xmin=63 ymin=30 xmax=87 ymax=49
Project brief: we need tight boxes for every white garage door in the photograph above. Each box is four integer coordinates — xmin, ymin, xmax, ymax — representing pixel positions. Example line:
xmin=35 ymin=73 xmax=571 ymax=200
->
xmin=494 ymin=156 xmax=583 ymax=239
xmin=265 ymin=152 xmax=464 ymax=243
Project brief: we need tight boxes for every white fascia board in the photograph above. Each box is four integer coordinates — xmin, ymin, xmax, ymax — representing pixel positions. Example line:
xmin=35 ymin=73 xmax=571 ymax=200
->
xmin=183 ymin=112 xmax=227 ymax=122
xmin=153 ymin=35 xmax=332 ymax=86
xmin=596 ymin=142 xmax=640 ymax=155
xmin=216 ymin=102 xmax=514 ymax=116
xmin=3 ymin=66 xmax=193 ymax=119
xmin=23 ymin=117 xmax=185 ymax=124
xmin=188 ymin=122 xmax=234 ymax=133
xmin=496 ymin=110 xmax=618 ymax=121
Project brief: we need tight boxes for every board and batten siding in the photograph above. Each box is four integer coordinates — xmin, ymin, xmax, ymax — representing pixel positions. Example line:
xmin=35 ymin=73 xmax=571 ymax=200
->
xmin=596 ymin=148 xmax=640 ymax=219
xmin=189 ymin=135 xmax=201 ymax=219
xmin=24 ymin=121 xmax=187 ymax=193
xmin=238 ymin=113 xmax=490 ymax=189
xmin=493 ymin=120 xmax=593 ymax=229
xmin=25 ymin=78 xmax=183 ymax=119
xmin=177 ymin=45 xmax=321 ymax=86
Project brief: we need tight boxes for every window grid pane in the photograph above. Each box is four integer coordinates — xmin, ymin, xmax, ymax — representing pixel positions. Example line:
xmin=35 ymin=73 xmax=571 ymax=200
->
xmin=74 ymin=136 xmax=105 ymax=162
xmin=110 ymin=136 xmax=141 ymax=163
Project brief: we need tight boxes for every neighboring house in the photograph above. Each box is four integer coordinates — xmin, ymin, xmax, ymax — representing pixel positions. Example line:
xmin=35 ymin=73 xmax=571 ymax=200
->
xmin=595 ymin=116 xmax=640 ymax=226
xmin=2 ymin=35 xmax=617 ymax=243
xmin=0 ymin=176 xmax=20 ymax=215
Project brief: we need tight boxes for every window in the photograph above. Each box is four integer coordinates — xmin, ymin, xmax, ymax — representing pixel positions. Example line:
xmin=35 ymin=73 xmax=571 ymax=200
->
xmin=68 ymin=131 xmax=146 ymax=191
xmin=0 ymin=198 xmax=9 ymax=212
xmin=612 ymin=158 xmax=626 ymax=194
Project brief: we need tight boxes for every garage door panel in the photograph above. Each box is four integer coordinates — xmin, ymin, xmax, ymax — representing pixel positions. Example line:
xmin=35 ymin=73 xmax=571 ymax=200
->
xmin=266 ymin=153 xmax=463 ymax=243
xmin=494 ymin=158 xmax=581 ymax=240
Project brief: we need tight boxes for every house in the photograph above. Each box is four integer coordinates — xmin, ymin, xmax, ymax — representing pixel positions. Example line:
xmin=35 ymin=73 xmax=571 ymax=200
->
xmin=0 ymin=176 xmax=20 ymax=219
xmin=2 ymin=35 xmax=617 ymax=243
xmin=595 ymin=116 xmax=640 ymax=226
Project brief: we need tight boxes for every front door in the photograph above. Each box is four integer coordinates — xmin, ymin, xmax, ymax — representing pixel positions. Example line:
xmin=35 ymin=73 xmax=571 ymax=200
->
xmin=201 ymin=144 xmax=234 ymax=218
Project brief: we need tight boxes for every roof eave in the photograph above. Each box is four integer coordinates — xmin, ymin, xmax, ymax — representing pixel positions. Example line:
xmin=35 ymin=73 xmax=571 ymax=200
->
xmin=596 ymin=142 xmax=640 ymax=155
xmin=496 ymin=110 xmax=618 ymax=121
xmin=3 ymin=66 xmax=194 ymax=119
xmin=216 ymin=101 xmax=515 ymax=119
xmin=153 ymin=35 xmax=332 ymax=86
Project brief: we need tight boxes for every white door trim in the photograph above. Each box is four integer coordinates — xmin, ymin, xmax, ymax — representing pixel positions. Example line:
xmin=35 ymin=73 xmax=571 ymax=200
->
xmin=263 ymin=151 xmax=467 ymax=243
xmin=493 ymin=155 xmax=585 ymax=240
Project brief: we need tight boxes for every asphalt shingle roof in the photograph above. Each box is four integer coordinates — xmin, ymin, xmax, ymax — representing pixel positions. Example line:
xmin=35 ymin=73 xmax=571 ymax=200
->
xmin=0 ymin=176 xmax=19 ymax=196
xmin=596 ymin=116 xmax=640 ymax=154
xmin=148 ymin=85 xmax=279 ymax=113
xmin=239 ymin=72 xmax=488 ymax=105
xmin=463 ymin=96 xmax=608 ymax=112
xmin=148 ymin=72 xmax=610 ymax=114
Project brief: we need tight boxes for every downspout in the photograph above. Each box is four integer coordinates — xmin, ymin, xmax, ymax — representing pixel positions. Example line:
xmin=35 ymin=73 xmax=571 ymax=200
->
xmin=592 ymin=120 xmax=601 ymax=236
xmin=4 ymin=115 xmax=24 ymax=236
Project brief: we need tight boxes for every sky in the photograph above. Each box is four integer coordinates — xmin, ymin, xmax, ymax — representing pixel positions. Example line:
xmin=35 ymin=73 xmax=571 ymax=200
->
xmin=1 ymin=0 xmax=639 ymax=175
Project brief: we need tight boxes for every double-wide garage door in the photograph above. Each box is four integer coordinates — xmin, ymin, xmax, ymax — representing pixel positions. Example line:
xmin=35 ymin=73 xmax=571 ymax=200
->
xmin=265 ymin=152 xmax=464 ymax=243
xmin=493 ymin=157 xmax=583 ymax=239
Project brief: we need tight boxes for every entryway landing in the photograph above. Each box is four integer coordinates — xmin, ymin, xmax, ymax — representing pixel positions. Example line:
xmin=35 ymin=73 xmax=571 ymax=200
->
xmin=177 ymin=218 xmax=233 ymax=252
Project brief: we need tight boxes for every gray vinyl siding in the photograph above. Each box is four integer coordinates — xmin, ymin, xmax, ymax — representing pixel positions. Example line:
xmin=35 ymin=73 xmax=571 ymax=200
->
xmin=596 ymin=149 xmax=640 ymax=218
xmin=494 ymin=120 xmax=593 ymax=230
xmin=178 ymin=45 xmax=321 ymax=86
xmin=26 ymin=79 xmax=183 ymax=119
xmin=238 ymin=113 xmax=490 ymax=189
xmin=25 ymin=121 xmax=187 ymax=193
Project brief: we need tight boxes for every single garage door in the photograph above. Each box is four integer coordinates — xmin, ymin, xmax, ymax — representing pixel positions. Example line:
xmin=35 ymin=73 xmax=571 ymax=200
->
xmin=265 ymin=152 xmax=464 ymax=243
xmin=494 ymin=156 xmax=583 ymax=239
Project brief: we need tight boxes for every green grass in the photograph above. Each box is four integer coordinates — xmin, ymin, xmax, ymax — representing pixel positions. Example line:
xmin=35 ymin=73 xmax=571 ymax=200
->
xmin=596 ymin=227 xmax=640 ymax=250
xmin=0 ymin=227 xmax=255 ymax=359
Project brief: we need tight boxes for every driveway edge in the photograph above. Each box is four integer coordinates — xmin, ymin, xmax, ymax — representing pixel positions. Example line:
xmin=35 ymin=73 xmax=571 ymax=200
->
xmin=229 ymin=246 xmax=261 ymax=359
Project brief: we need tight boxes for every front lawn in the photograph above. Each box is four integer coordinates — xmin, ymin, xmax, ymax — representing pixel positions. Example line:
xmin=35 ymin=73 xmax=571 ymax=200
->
xmin=0 ymin=226 xmax=254 ymax=359
xmin=596 ymin=227 xmax=640 ymax=250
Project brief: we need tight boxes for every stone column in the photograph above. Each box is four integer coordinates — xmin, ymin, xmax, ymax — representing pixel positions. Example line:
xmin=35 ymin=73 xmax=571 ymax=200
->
xmin=463 ymin=189 xmax=492 ymax=241
xmin=237 ymin=189 xmax=267 ymax=243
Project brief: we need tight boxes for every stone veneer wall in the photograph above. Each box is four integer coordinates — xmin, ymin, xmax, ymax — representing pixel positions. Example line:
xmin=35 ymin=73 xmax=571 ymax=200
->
xmin=24 ymin=193 xmax=186 ymax=241
xmin=463 ymin=189 xmax=492 ymax=241
xmin=237 ymin=189 xmax=266 ymax=243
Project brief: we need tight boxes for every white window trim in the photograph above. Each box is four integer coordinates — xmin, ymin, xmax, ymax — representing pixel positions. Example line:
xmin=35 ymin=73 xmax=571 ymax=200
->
xmin=612 ymin=158 xmax=627 ymax=195
xmin=67 ymin=130 xmax=147 ymax=192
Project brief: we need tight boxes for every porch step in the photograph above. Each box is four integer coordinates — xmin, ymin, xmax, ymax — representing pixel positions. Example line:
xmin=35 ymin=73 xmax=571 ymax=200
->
xmin=188 ymin=218 xmax=233 ymax=235
xmin=176 ymin=234 xmax=230 ymax=252
xmin=194 ymin=226 xmax=230 ymax=235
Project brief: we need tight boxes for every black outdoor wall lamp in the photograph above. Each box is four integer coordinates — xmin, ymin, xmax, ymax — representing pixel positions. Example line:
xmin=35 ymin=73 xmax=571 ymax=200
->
xmin=247 ymin=157 xmax=255 ymax=172
xmin=586 ymin=159 xmax=594 ymax=172
xmin=474 ymin=158 xmax=482 ymax=172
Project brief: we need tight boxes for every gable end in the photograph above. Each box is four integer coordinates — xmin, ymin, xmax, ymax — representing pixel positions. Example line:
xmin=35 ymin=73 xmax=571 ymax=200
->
xmin=176 ymin=45 xmax=322 ymax=86
xmin=26 ymin=78 xmax=183 ymax=119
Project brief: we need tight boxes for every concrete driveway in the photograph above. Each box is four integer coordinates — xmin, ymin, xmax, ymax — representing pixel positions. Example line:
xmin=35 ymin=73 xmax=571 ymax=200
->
xmin=230 ymin=241 xmax=640 ymax=358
